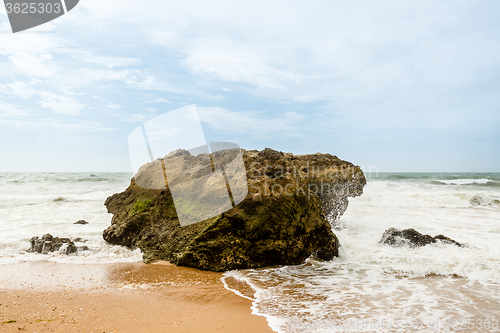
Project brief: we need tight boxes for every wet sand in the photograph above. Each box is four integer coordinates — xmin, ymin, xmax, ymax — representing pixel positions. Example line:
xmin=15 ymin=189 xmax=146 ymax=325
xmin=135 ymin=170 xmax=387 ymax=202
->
xmin=0 ymin=261 xmax=274 ymax=332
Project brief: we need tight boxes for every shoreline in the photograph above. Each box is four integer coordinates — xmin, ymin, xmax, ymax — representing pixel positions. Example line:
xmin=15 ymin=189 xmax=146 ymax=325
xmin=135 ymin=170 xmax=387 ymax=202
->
xmin=0 ymin=261 xmax=275 ymax=332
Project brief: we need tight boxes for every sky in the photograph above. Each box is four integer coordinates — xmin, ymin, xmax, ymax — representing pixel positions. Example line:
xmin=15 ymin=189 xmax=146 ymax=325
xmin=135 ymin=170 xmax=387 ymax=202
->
xmin=0 ymin=0 xmax=499 ymax=172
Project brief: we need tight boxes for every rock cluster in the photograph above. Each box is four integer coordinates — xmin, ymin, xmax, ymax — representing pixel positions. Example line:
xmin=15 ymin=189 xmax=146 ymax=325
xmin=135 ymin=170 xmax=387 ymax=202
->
xmin=103 ymin=148 xmax=366 ymax=271
xmin=29 ymin=234 xmax=89 ymax=255
xmin=380 ymin=228 xmax=463 ymax=248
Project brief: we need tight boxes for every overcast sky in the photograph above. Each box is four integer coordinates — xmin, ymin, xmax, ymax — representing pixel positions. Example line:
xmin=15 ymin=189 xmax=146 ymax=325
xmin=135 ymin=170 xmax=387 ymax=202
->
xmin=0 ymin=0 xmax=499 ymax=172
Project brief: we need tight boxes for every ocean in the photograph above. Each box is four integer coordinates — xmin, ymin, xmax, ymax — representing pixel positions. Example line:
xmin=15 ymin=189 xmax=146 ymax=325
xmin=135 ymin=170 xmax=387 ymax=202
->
xmin=223 ymin=173 xmax=500 ymax=332
xmin=1 ymin=172 xmax=499 ymax=332
xmin=0 ymin=172 xmax=142 ymax=265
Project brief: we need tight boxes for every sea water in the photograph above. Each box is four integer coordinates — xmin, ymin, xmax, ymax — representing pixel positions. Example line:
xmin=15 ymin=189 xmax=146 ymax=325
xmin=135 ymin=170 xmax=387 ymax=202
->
xmin=223 ymin=173 xmax=500 ymax=332
xmin=0 ymin=172 xmax=142 ymax=265
xmin=1 ymin=172 xmax=499 ymax=332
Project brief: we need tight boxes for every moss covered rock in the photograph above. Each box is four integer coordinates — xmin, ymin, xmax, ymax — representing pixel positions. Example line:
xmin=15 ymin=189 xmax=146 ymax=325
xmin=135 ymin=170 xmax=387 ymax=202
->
xmin=103 ymin=148 xmax=365 ymax=271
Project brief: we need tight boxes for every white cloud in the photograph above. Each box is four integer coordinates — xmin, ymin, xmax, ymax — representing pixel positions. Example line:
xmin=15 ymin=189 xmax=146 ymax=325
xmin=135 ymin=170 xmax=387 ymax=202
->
xmin=58 ymin=89 xmax=87 ymax=96
xmin=0 ymin=101 xmax=29 ymax=118
xmin=121 ymin=113 xmax=151 ymax=123
xmin=38 ymin=119 xmax=117 ymax=132
xmin=111 ymin=0 xmax=496 ymax=107
xmin=0 ymin=81 xmax=37 ymax=98
xmin=0 ymin=29 xmax=61 ymax=79
xmin=107 ymin=103 xmax=123 ymax=110
xmin=9 ymin=52 xmax=58 ymax=77
xmin=197 ymin=107 xmax=306 ymax=139
xmin=81 ymin=69 xmax=156 ymax=88
xmin=182 ymin=38 xmax=305 ymax=90
xmin=0 ymin=30 xmax=59 ymax=55
xmin=143 ymin=98 xmax=171 ymax=104
xmin=0 ymin=81 xmax=86 ymax=115
xmin=81 ymin=69 xmax=137 ymax=82
xmin=72 ymin=51 xmax=143 ymax=68
xmin=0 ymin=117 xmax=117 ymax=132
xmin=39 ymin=91 xmax=85 ymax=115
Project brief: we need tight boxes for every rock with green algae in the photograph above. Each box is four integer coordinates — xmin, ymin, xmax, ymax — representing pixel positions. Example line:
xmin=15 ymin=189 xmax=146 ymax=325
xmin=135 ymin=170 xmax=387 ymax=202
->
xmin=102 ymin=148 xmax=366 ymax=272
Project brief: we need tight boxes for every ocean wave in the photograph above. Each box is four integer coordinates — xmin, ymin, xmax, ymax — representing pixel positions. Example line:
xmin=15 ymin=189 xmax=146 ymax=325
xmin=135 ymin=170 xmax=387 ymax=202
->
xmin=0 ymin=173 xmax=133 ymax=185
xmin=434 ymin=178 xmax=494 ymax=185
xmin=352 ymin=183 xmax=500 ymax=210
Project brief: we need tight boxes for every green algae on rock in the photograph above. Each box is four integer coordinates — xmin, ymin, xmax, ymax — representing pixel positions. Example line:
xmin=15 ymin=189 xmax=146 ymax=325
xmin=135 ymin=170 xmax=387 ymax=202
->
xmin=129 ymin=199 xmax=152 ymax=218
xmin=103 ymin=148 xmax=366 ymax=272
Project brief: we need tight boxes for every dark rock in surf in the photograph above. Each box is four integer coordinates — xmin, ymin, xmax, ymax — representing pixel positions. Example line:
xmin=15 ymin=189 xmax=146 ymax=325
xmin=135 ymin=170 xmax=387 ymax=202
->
xmin=102 ymin=148 xmax=366 ymax=272
xmin=433 ymin=234 xmax=463 ymax=247
xmin=380 ymin=228 xmax=462 ymax=248
xmin=28 ymin=234 xmax=89 ymax=255
xmin=74 ymin=220 xmax=89 ymax=225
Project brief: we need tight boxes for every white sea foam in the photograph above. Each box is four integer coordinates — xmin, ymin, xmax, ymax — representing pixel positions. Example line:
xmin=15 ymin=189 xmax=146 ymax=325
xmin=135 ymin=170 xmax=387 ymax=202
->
xmin=436 ymin=178 xmax=493 ymax=185
xmin=0 ymin=173 xmax=142 ymax=265
xmin=223 ymin=175 xmax=500 ymax=332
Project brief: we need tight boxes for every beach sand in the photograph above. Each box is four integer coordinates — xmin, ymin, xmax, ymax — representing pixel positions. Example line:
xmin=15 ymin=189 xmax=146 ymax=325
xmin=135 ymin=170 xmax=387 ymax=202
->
xmin=0 ymin=261 xmax=274 ymax=332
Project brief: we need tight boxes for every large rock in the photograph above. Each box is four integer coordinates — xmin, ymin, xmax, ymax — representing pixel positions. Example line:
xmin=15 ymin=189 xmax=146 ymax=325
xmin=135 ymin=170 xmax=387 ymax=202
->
xmin=103 ymin=148 xmax=366 ymax=271
xmin=380 ymin=228 xmax=463 ymax=248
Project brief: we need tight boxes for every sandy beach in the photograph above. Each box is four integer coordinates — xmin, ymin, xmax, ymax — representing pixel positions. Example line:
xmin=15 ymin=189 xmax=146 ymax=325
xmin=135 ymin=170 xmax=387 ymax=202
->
xmin=0 ymin=261 xmax=274 ymax=332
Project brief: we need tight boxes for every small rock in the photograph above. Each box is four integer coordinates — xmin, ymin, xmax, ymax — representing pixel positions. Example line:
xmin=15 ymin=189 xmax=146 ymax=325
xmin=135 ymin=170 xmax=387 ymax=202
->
xmin=28 ymin=235 xmax=89 ymax=254
xmin=74 ymin=220 xmax=89 ymax=225
xmin=30 ymin=237 xmax=43 ymax=253
xmin=434 ymin=234 xmax=462 ymax=247
xmin=73 ymin=237 xmax=87 ymax=243
xmin=58 ymin=242 xmax=78 ymax=255
xmin=380 ymin=228 xmax=462 ymax=248
xmin=41 ymin=233 xmax=53 ymax=241
xmin=41 ymin=241 xmax=52 ymax=254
